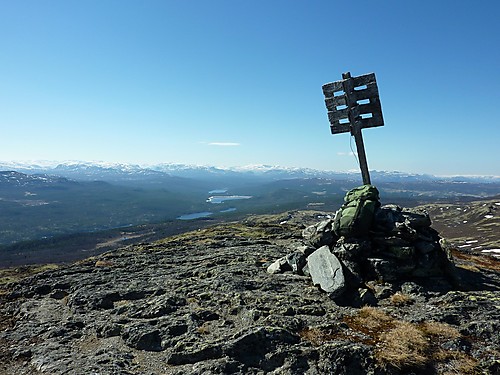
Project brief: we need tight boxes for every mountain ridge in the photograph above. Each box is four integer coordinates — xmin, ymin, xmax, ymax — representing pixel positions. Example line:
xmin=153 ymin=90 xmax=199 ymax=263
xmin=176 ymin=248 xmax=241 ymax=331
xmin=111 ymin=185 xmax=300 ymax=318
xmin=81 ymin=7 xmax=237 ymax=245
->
xmin=1 ymin=160 xmax=499 ymax=183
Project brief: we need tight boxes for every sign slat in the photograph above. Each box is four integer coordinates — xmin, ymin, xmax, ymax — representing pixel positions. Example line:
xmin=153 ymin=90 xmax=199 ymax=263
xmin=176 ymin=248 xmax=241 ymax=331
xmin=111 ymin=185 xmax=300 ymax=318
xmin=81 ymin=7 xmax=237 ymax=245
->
xmin=352 ymin=83 xmax=379 ymax=101
xmin=327 ymin=109 xmax=349 ymax=123
xmin=324 ymin=95 xmax=347 ymax=110
xmin=330 ymin=124 xmax=351 ymax=134
xmin=322 ymin=81 xmax=344 ymax=97
xmin=352 ymin=73 xmax=376 ymax=87
xmin=358 ymin=113 xmax=384 ymax=129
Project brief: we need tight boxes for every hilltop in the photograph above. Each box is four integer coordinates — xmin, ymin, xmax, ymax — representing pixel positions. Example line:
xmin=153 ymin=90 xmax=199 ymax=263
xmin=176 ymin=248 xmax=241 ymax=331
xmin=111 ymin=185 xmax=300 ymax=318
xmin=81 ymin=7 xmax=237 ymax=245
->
xmin=0 ymin=204 xmax=499 ymax=374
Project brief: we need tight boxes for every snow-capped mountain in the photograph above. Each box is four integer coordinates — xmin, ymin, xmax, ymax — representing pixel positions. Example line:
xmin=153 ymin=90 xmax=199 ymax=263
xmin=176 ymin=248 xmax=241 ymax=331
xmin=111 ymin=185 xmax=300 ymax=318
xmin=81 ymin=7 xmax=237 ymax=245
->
xmin=0 ymin=171 xmax=75 ymax=187
xmin=1 ymin=160 xmax=499 ymax=184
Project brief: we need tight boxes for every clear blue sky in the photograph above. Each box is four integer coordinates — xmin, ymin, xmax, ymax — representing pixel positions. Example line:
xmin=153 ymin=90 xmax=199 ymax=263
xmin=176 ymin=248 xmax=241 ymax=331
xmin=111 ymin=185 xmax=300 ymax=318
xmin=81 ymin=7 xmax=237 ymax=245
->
xmin=1 ymin=1 xmax=499 ymax=175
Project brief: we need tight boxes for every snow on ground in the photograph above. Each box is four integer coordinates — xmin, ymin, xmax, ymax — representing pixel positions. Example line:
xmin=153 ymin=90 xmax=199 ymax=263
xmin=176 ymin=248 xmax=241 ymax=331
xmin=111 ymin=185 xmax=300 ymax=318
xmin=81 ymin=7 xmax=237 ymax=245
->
xmin=481 ymin=249 xmax=500 ymax=258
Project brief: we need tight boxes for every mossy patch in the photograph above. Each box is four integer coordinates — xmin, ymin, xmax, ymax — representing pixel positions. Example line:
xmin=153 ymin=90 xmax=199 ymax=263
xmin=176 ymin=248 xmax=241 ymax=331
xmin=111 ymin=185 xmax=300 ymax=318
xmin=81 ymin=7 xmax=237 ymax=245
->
xmin=153 ymin=222 xmax=272 ymax=248
xmin=0 ymin=264 xmax=59 ymax=286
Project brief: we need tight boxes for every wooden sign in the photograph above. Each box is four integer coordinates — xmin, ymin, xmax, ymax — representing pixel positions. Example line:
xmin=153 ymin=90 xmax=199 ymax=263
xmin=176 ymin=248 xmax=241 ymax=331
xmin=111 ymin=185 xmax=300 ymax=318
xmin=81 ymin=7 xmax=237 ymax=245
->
xmin=322 ymin=72 xmax=384 ymax=185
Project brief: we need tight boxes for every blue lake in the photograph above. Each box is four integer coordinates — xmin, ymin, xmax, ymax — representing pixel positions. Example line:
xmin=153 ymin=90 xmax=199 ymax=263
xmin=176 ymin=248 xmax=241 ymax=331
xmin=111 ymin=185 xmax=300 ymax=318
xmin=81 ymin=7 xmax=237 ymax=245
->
xmin=206 ymin=195 xmax=252 ymax=204
xmin=177 ymin=212 xmax=213 ymax=220
xmin=177 ymin=190 xmax=251 ymax=220
xmin=208 ymin=189 xmax=228 ymax=194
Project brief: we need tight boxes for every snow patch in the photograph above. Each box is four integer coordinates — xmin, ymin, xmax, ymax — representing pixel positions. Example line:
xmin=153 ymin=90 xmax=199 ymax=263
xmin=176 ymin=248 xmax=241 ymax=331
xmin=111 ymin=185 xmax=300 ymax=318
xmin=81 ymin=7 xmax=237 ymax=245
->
xmin=481 ymin=249 xmax=500 ymax=258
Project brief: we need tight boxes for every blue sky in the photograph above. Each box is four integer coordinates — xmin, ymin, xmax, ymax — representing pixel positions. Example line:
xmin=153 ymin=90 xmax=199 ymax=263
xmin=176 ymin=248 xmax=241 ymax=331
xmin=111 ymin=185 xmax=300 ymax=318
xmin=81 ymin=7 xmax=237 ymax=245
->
xmin=1 ymin=1 xmax=499 ymax=176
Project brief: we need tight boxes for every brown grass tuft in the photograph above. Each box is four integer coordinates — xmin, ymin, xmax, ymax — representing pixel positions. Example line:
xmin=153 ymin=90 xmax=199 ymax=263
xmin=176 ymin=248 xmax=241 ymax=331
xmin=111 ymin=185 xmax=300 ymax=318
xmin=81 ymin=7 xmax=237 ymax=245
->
xmin=390 ymin=292 xmax=414 ymax=306
xmin=375 ymin=321 xmax=429 ymax=369
xmin=419 ymin=321 xmax=460 ymax=340
xmin=94 ymin=260 xmax=114 ymax=267
xmin=435 ymin=351 xmax=479 ymax=375
xmin=197 ymin=322 xmax=210 ymax=335
xmin=344 ymin=308 xmax=480 ymax=373
xmin=298 ymin=326 xmax=339 ymax=346
xmin=351 ymin=306 xmax=394 ymax=331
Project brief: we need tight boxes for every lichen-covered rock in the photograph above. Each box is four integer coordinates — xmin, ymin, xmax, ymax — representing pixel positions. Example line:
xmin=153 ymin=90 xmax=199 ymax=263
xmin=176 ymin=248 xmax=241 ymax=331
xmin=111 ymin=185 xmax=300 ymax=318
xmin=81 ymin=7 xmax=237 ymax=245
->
xmin=307 ymin=246 xmax=345 ymax=296
xmin=302 ymin=218 xmax=337 ymax=248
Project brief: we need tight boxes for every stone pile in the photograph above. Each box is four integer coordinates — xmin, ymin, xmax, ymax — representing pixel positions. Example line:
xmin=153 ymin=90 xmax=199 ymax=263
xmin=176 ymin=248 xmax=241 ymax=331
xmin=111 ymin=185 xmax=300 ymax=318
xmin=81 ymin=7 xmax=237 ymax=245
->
xmin=267 ymin=201 xmax=459 ymax=305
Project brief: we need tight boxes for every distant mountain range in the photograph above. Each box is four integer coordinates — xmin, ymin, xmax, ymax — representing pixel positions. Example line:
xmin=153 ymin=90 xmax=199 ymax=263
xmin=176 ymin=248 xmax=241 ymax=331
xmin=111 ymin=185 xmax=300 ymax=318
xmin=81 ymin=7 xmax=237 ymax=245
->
xmin=1 ymin=160 xmax=499 ymax=184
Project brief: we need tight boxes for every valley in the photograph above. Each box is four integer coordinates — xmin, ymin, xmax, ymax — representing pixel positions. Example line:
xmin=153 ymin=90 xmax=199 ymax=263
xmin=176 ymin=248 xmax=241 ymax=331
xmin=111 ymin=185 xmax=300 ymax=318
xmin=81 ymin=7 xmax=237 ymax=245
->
xmin=0 ymin=163 xmax=498 ymax=267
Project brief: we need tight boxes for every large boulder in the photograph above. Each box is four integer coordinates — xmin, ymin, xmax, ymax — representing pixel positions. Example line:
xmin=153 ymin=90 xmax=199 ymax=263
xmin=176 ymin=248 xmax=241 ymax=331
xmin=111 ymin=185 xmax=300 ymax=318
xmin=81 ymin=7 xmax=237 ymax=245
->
xmin=307 ymin=245 xmax=345 ymax=297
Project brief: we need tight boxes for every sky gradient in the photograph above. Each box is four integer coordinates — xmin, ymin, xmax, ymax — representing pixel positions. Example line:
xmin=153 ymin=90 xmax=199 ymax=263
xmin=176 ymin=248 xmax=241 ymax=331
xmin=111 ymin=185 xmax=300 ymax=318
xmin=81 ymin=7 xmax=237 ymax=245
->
xmin=1 ymin=1 xmax=499 ymax=176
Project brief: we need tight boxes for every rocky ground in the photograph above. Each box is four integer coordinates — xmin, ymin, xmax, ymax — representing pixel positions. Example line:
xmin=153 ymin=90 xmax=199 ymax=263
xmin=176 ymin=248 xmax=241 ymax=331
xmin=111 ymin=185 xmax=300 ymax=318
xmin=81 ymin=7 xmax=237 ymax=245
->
xmin=1 ymin=210 xmax=499 ymax=375
xmin=424 ymin=198 xmax=500 ymax=256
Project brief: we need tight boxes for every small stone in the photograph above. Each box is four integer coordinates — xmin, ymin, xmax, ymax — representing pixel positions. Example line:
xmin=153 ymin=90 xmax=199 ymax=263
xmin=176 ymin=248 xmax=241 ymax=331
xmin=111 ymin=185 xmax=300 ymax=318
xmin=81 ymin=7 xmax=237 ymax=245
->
xmin=267 ymin=257 xmax=290 ymax=274
xmin=401 ymin=281 xmax=424 ymax=295
xmin=302 ymin=219 xmax=336 ymax=248
xmin=285 ymin=251 xmax=307 ymax=274
xmin=402 ymin=208 xmax=432 ymax=228
xmin=123 ymin=324 xmax=163 ymax=351
xmin=366 ymin=258 xmax=397 ymax=281
xmin=415 ymin=240 xmax=437 ymax=254
xmin=384 ymin=246 xmax=415 ymax=259
xmin=358 ymin=288 xmax=378 ymax=306
xmin=50 ymin=290 xmax=69 ymax=299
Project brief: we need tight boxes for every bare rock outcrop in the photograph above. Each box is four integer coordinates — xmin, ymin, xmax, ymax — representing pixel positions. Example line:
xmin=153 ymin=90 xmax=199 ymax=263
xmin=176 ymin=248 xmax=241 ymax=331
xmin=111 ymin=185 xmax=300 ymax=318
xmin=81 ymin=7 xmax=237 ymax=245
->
xmin=0 ymin=211 xmax=499 ymax=374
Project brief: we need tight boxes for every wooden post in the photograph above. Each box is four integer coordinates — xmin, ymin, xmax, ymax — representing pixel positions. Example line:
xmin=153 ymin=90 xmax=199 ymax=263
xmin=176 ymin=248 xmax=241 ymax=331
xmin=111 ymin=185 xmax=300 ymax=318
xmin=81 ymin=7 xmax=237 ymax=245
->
xmin=322 ymin=71 xmax=384 ymax=186
xmin=351 ymin=125 xmax=371 ymax=185
xmin=341 ymin=72 xmax=371 ymax=185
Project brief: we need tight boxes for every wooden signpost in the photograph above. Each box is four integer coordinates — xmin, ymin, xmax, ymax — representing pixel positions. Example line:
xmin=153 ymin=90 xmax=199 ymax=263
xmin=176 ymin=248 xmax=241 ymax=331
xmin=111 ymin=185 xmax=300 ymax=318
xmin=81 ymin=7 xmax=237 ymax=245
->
xmin=322 ymin=72 xmax=384 ymax=185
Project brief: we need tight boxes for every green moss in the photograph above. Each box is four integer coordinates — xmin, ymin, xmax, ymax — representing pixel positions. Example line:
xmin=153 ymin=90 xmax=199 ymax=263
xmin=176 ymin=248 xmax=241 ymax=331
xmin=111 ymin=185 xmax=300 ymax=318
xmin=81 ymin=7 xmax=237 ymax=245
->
xmin=0 ymin=264 xmax=59 ymax=286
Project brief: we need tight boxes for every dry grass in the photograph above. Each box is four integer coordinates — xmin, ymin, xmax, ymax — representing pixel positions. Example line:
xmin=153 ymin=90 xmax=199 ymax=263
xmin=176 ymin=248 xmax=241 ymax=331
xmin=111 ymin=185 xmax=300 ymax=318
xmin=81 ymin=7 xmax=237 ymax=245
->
xmin=419 ymin=321 xmax=461 ymax=339
xmin=451 ymin=249 xmax=500 ymax=272
xmin=389 ymin=292 xmax=414 ymax=306
xmin=376 ymin=321 xmax=429 ymax=369
xmin=341 ymin=307 xmax=481 ymax=373
xmin=298 ymin=326 xmax=341 ymax=346
xmin=298 ymin=327 xmax=325 ymax=346
xmin=94 ymin=260 xmax=114 ymax=267
xmin=157 ymin=223 xmax=270 ymax=247
xmin=434 ymin=351 xmax=479 ymax=375
xmin=347 ymin=306 xmax=394 ymax=332
xmin=196 ymin=322 xmax=210 ymax=335
xmin=0 ymin=264 xmax=59 ymax=287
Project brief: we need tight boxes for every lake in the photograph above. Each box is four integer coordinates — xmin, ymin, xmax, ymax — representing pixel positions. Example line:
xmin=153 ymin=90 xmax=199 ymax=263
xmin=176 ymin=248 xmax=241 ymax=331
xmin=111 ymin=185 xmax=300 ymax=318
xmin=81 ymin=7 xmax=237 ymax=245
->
xmin=206 ymin=195 xmax=252 ymax=204
xmin=177 ymin=212 xmax=213 ymax=220
xmin=177 ymin=190 xmax=252 ymax=220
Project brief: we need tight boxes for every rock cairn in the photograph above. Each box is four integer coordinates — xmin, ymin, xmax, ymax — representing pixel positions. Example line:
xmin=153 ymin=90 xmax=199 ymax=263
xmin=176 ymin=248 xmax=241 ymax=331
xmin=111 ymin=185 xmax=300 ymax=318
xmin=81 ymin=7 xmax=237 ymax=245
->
xmin=267 ymin=191 xmax=458 ymax=306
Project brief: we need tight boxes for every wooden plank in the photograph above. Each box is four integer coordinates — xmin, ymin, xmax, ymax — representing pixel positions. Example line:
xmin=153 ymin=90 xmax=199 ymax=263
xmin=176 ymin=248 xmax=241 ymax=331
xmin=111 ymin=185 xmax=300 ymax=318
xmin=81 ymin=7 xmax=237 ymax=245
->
xmin=330 ymin=123 xmax=351 ymax=134
xmin=322 ymin=81 xmax=343 ymax=97
xmin=327 ymin=108 xmax=349 ymax=122
xmin=324 ymin=95 xmax=347 ymax=111
xmin=353 ymin=72 xmax=376 ymax=88
xmin=357 ymin=101 xmax=382 ymax=117
xmin=359 ymin=112 xmax=384 ymax=129
xmin=352 ymin=83 xmax=379 ymax=101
